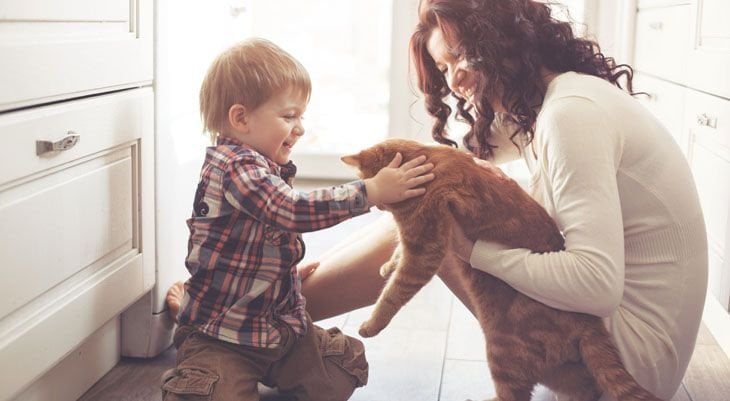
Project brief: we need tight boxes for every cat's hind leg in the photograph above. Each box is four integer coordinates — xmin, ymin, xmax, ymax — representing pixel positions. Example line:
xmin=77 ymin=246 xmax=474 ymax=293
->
xmin=492 ymin=381 xmax=535 ymax=401
xmin=541 ymin=362 xmax=601 ymax=401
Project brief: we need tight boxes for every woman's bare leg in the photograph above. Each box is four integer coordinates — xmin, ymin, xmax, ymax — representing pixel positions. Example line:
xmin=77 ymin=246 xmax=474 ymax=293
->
xmin=302 ymin=213 xmax=477 ymax=321
xmin=165 ymin=212 xmax=478 ymax=322
xmin=302 ymin=214 xmax=399 ymax=321
xmin=437 ymin=254 xmax=477 ymax=316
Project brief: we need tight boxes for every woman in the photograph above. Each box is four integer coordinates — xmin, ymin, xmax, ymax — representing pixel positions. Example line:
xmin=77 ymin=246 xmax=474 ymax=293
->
xmin=307 ymin=0 xmax=707 ymax=399
xmin=171 ymin=1 xmax=708 ymax=399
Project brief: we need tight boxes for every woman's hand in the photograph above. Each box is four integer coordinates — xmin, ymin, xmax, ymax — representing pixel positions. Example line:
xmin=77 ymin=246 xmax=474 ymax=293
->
xmin=365 ymin=153 xmax=435 ymax=207
xmin=452 ymin=221 xmax=475 ymax=263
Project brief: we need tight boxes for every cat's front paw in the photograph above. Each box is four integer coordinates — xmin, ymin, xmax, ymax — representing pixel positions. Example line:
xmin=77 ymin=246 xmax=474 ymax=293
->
xmin=358 ymin=319 xmax=385 ymax=338
xmin=379 ymin=261 xmax=396 ymax=278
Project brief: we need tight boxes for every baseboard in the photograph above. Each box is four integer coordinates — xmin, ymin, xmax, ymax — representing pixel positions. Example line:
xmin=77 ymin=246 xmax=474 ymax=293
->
xmin=121 ymin=291 xmax=176 ymax=358
xmin=13 ymin=317 xmax=120 ymax=401
xmin=702 ymin=294 xmax=730 ymax=358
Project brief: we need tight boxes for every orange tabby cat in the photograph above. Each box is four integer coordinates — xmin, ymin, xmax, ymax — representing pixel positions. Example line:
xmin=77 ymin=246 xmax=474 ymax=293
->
xmin=342 ymin=138 xmax=663 ymax=401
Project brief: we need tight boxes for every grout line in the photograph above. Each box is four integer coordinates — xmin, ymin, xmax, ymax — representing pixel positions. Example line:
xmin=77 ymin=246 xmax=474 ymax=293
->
xmin=681 ymin=382 xmax=692 ymax=401
xmin=436 ymin=292 xmax=456 ymax=401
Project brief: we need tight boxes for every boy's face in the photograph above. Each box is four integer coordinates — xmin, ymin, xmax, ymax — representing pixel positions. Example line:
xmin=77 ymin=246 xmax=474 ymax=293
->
xmin=235 ymin=87 xmax=308 ymax=165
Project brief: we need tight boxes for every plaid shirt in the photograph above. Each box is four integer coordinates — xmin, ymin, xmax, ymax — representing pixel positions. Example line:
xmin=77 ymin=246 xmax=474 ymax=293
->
xmin=179 ymin=137 xmax=369 ymax=348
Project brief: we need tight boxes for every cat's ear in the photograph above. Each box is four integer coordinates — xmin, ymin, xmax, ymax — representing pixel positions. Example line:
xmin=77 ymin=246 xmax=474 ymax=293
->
xmin=341 ymin=153 xmax=361 ymax=168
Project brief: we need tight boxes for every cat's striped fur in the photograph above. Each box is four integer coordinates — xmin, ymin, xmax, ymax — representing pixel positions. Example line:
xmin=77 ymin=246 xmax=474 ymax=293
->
xmin=342 ymin=138 xmax=663 ymax=401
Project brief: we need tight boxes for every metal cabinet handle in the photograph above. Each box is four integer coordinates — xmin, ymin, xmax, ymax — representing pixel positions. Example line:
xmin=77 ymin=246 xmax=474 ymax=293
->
xmin=229 ymin=1 xmax=247 ymax=17
xmin=649 ymin=21 xmax=663 ymax=30
xmin=36 ymin=131 xmax=81 ymax=156
xmin=696 ymin=113 xmax=718 ymax=129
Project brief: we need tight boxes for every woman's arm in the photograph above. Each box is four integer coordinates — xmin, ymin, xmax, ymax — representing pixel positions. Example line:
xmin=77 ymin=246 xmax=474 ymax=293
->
xmin=465 ymin=98 xmax=626 ymax=317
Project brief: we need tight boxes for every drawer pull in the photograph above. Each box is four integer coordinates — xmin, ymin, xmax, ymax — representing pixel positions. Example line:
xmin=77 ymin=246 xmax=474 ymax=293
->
xmin=229 ymin=1 xmax=247 ymax=17
xmin=696 ymin=113 xmax=718 ymax=129
xmin=649 ymin=21 xmax=663 ymax=30
xmin=36 ymin=131 xmax=81 ymax=156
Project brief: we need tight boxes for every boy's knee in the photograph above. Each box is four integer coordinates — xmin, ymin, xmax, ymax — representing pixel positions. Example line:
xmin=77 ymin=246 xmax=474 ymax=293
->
xmin=319 ymin=328 xmax=369 ymax=399
xmin=161 ymin=367 xmax=219 ymax=401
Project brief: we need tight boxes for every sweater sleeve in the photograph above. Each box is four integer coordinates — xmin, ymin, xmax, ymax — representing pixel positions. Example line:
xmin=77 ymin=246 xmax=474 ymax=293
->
xmin=469 ymin=97 xmax=626 ymax=317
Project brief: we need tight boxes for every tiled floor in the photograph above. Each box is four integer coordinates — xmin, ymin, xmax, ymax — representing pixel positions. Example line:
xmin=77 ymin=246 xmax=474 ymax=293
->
xmin=78 ymin=212 xmax=730 ymax=401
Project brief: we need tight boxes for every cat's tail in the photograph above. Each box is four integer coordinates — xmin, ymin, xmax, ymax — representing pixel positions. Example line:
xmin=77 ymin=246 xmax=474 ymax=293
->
xmin=579 ymin=325 xmax=664 ymax=401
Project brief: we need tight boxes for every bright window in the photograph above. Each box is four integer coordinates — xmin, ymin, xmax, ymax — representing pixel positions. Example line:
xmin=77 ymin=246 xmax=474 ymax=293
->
xmin=246 ymin=0 xmax=393 ymax=155
xmin=238 ymin=0 xmax=427 ymax=178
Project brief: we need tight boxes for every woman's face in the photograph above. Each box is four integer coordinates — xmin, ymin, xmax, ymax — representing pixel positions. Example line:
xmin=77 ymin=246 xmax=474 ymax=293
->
xmin=426 ymin=26 xmax=505 ymax=112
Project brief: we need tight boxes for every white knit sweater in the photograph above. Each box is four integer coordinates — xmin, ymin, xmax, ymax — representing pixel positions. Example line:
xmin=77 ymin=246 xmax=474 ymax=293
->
xmin=472 ymin=72 xmax=708 ymax=400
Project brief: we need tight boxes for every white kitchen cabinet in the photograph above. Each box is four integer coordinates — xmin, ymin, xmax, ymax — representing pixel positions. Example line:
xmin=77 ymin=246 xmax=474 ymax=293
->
xmin=0 ymin=0 xmax=153 ymax=112
xmin=631 ymin=0 xmax=730 ymax=355
xmin=684 ymin=89 xmax=730 ymax=311
xmin=686 ymin=0 xmax=730 ymax=99
xmin=633 ymin=4 xmax=691 ymax=85
xmin=633 ymin=72 xmax=687 ymax=148
xmin=0 ymin=1 xmax=155 ymax=400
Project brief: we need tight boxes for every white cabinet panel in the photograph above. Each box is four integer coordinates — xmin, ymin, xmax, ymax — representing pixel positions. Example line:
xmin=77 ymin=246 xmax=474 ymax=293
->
xmin=685 ymin=88 xmax=730 ymax=310
xmin=1 ymin=0 xmax=129 ymax=22
xmin=0 ymin=88 xmax=155 ymax=400
xmin=687 ymin=0 xmax=730 ymax=99
xmin=0 ymin=255 xmax=146 ymax=399
xmin=638 ymin=0 xmax=690 ymax=8
xmin=0 ymin=0 xmax=153 ymax=112
xmin=0 ymin=150 xmax=134 ymax=321
xmin=634 ymin=5 xmax=691 ymax=84
xmin=633 ymin=73 xmax=687 ymax=150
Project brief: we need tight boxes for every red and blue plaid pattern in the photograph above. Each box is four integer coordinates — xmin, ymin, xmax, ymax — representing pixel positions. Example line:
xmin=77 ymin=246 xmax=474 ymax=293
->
xmin=179 ymin=137 xmax=369 ymax=348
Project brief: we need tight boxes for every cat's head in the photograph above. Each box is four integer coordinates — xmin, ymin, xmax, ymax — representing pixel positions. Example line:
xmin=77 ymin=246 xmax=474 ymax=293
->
xmin=341 ymin=138 xmax=424 ymax=178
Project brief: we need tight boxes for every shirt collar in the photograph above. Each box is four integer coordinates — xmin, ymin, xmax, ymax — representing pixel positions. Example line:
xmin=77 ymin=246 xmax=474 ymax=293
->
xmin=216 ymin=136 xmax=298 ymax=183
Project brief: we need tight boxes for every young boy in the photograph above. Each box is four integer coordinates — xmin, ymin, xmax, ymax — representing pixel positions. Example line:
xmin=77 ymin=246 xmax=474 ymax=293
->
xmin=161 ymin=38 xmax=434 ymax=401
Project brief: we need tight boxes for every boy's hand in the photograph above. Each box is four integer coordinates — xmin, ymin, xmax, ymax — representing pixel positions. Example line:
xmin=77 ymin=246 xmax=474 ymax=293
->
xmin=364 ymin=153 xmax=435 ymax=207
xmin=296 ymin=261 xmax=319 ymax=281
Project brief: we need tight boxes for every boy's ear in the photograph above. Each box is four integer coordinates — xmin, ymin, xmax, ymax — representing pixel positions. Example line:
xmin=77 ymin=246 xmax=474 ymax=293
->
xmin=341 ymin=153 xmax=361 ymax=168
xmin=228 ymin=104 xmax=248 ymax=133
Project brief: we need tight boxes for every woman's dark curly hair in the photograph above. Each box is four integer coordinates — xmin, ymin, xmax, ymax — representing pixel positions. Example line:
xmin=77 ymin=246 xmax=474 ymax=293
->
xmin=410 ymin=0 xmax=635 ymax=159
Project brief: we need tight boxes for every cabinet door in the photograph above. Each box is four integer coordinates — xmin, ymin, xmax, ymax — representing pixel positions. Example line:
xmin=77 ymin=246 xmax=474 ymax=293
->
xmin=633 ymin=4 xmax=691 ymax=85
xmin=686 ymin=0 xmax=730 ymax=99
xmin=0 ymin=0 xmax=153 ymax=112
xmin=633 ymin=73 xmax=687 ymax=151
xmin=0 ymin=89 xmax=155 ymax=399
xmin=684 ymin=89 xmax=730 ymax=311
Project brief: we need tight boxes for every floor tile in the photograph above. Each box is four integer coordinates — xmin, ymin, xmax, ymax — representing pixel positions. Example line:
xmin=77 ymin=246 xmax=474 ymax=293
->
xmin=346 ymin=326 xmax=448 ymax=401
xmin=445 ymin=300 xmax=486 ymax=362
xmin=439 ymin=359 xmax=494 ymax=401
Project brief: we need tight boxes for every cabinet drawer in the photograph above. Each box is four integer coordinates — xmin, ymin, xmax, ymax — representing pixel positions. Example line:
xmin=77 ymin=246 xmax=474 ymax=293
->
xmin=0 ymin=89 xmax=153 ymax=321
xmin=0 ymin=0 xmax=152 ymax=111
xmin=684 ymin=89 xmax=730 ymax=261
xmin=0 ymin=89 xmax=153 ymax=185
xmin=633 ymin=73 xmax=687 ymax=151
xmin=687 ymin=0 xmax=730 ymax=99
xmin=0 ymin=149 xmax=134 ymax=321
xmin=638 ymin=0 xmax=690 ymax=8
xmin=634 ymin=5 xmax=691 ymax=85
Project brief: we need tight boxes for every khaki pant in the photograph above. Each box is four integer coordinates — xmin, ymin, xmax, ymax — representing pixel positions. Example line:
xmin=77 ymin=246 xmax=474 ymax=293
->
xmin=161 ymin=315 xmax=368 ymax=401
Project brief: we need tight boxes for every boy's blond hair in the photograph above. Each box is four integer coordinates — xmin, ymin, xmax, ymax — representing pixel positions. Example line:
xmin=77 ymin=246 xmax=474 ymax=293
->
xmin=199 ymin=38 xmax=311 ymax=143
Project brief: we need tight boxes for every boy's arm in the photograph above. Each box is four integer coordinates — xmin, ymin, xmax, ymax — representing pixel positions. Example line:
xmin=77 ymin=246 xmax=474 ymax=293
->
xmin=225 ymin=153 xmax=433 ymax=233
xmin=225 ymin=155 xmax=368 ymax=232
